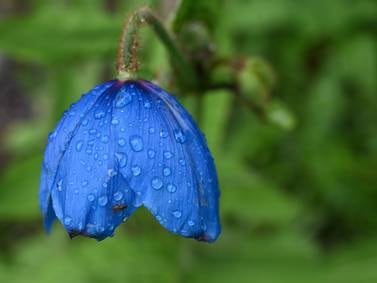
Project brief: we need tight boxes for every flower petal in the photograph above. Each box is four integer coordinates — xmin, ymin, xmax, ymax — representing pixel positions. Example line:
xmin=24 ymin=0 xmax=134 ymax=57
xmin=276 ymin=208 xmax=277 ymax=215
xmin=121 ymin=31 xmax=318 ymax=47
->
xmin=40 ymin=81 xmax=115 ymax=221
xmin=113 ymin=81 xmax=221 ymax=242
xmin=50 ymin=82 xmax=137 ymax=240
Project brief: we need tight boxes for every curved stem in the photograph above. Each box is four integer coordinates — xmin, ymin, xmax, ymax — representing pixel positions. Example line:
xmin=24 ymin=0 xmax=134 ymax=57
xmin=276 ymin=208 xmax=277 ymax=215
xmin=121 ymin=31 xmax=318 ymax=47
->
xmin=117 ymin=6 xmax=198 ymax=89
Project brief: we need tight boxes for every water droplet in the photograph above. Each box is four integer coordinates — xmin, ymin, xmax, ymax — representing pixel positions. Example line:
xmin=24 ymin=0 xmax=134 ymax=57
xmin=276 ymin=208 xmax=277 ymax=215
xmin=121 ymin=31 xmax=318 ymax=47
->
xmin=129 ymin=135 xmax=143 ymax=152
xmin=179 ymin=159 xmax=186 ymax=166
xmin=144 ymin=101 xmax=151 ymax=108
xmin=115 ymin=91 xmax=132 ymax=108
xmin=151 ymin=177 xmax=163 ymax=190
xmin=148 ymin=127 xmax=155 ymax=134
xmin=163 ymin=167 xmax=171 ymax=176
xmin=172 ymin=210 xmax=182 ymax=218
xmin=101 ymin=135 xmax=109 ymax=143
xmin=118 ymin=138 xmax=126 ymax=147
xmin=82 ymin=119 xmax=89 ymax=126
xmin=113 ymin=191 xmax=123 ymax=201
xmin=174 ymin=130 xmax=186 ymax=143
xmin=160 ymin=130 xmax=168 ymax=138
xmin=108 ymin=169 xmax=117 ymax=177
xmin=115 ymin=152 xmax=127 ymax=167
xmin=48 ymin=131 xmax=56 ymax=141
xmin=94 ymin=110 xmax=105 ymax=119
xmin=131 ymin=165 xmax=142 ymax=176
xmin=89 ymin=129 xmax=97 ymax=135
xmin=167 ymin=183 xmax=177 ymax=193
xmin=103 ymin=153 xmax=109 ymax=160
xmin=163 ymin=151 xmax=173 ymax=159
xmin=147 ymin=149 xmax=156 ymax=159
xmin=98 ymin=196 xmax=108 ymax=206
xmin=87 ymin=194 xmax=95 ymax=202
xmin=75 ymin=140 xmax=83 ymax=152
xmin=188 ymin=220 xmax=195 ymax=226
xmin=81 ymin=180 xmax=88 ymax=187
xmin=111 ymin=118 xmax=119 ymax=125
xmin=57 ymin=179 xmax=63 ymax=191
xmin=64 ymin=216 xmax=72 ymax=225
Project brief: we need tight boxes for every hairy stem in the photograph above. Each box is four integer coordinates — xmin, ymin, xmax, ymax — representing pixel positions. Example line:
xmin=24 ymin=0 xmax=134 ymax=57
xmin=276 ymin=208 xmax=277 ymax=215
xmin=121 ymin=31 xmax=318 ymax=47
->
xmin=117 ymin=6 xmax=198 ymax=89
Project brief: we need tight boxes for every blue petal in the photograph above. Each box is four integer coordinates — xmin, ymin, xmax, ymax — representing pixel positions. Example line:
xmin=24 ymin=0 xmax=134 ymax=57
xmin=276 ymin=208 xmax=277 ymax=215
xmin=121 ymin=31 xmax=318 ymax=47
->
xmin=112 ymin=81 xmax=221 ymax=242
xmin=50 ymin=82 xmax=137 ymax=240
xmin=39 ymin=81 xmax=116 ymax=231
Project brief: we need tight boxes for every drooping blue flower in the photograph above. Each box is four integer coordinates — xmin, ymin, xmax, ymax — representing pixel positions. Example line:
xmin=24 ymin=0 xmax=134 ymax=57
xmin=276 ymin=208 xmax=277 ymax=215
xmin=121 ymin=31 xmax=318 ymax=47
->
xmin=40 ymin=80 xmax=221 ymax=242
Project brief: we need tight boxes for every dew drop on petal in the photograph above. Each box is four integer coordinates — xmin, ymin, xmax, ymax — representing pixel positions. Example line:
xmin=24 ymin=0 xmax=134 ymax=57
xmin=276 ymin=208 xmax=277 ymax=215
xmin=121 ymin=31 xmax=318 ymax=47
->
xmin=108 ymin=169 xmax=117 ymax=177
xmin=167 ymin=183 xmax=177 ymax=193
xmin=98 ymin=196 xmax=108 ymax=206
xmin=160 ymin=130 xmax=168 ymax=138
xmin=148 ymin=127 xmax=155 ymax=134
xmin=115 ymin=152 xmax=127 ymax=168
xmin=81 ymin=180 xmax=88 ymax=187
xmin=75 ymin=140 xmax=83 ymax=152
xmin=87 ymin=194 xmax=95 ymax=202
xmin=147 ymin=149 xmax=156 ymax=159
xmin=151 ymin=177 xmax=163 ymax=190
xmin=57 ymin=179 xmax=63 ymax=192
xmin=163 ymin=151 xmax=173 ymax=159
xmin=144 ymin=101 xmax=151 ymax=108
xmin=201 ymin=223 xmax=207 ymax=231
xmin=48 ymin=131 xmax=56 ymax=141
xmin=111 ymin=118 xmax=119 ymax=125
xmin=113 ymin=191 xmax=123 ymax=201
xmin=188 ymin=220 xmax=195 ymax=226
xmin=118 ymin=138 xmax=126 ymax=147
xmin=172 ymin=210 xmax=182 ymax=218
xmin=174 ymin=130 xmax=186 ymax=144
xmin=129 ymin=135 xmax=143 ymax=152
xmin=94 ymin=110 xmax=105 ymax=119
xmin=131 ymin=165 xmax=142 ymax=176
xmin=163 ymin=167 xmax=171 ymax=176
xmin=115 ymin=92 xmax=132 ymax=108
xmin=101 ymin=135 xmax=110 ymax=144
xmin=64 ymin=216 xmax=72 ymax=226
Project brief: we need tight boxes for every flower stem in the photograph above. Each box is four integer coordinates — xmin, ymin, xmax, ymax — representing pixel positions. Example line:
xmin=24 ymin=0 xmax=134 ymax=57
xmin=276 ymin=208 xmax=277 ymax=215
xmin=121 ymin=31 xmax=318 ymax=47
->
xmin=117 ymin=6 xmax=198 ymax=89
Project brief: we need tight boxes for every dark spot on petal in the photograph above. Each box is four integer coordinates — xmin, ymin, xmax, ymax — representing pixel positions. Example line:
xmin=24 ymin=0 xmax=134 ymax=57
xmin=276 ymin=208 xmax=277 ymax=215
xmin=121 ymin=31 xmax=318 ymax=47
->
xmin=68 ymin=231 xmax=81 ymax=239
xmin=196 ymin=235 xmax=210 ymax=242
xmin=112 ymin=204 xmax=128 ymax=212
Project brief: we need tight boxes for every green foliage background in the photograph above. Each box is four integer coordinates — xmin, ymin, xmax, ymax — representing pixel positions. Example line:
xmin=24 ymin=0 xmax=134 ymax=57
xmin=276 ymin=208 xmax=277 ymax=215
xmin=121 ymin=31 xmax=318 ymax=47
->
xmin=0 ymin=0 xmax=376 ymax=282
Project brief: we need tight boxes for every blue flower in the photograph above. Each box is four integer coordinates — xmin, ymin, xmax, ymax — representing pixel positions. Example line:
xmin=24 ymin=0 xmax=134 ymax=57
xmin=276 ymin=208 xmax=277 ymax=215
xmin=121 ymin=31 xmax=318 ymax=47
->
xmin=40 ymin=80 xmax=221 ymax=242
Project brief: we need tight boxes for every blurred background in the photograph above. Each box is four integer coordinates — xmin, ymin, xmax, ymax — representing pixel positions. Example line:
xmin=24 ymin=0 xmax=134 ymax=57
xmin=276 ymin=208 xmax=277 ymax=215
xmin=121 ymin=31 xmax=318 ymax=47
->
xmin=0 ymin=0 xmax=376 ymax=282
